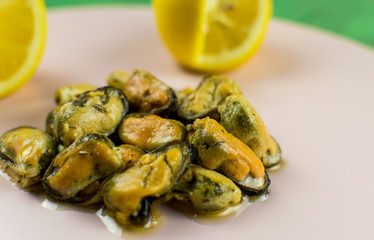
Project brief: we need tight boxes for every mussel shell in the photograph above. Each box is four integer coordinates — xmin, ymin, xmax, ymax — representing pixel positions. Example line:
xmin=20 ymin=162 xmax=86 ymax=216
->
xmin=103 ymin=140 xmax=190 ymax=226
xmin=54 ymin=86 xmax=129 ymax=147
xmin=42 ymin=132 xmax=124 ymax=203
xmin=235 ymin=171 xmax=271 ymax=196
xmin=0 ymin=127 xmax=58 ymax=189
xmin=129 ymin=198 xmax=152 ymax=226
xmin=176 ymin=75 xmax=241 ymax=122
xmin=118 ymin=113 xmax=187 ymax=151
xmin=107 ymin=69 xmax=177 ymax=117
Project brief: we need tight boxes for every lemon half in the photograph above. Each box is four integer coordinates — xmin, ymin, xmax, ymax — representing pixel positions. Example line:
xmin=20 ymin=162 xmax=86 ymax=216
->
xmin=153 ymin=0 xmax=272 ymax=72
xmin=0 ymin=0 xmax=47 ymax=98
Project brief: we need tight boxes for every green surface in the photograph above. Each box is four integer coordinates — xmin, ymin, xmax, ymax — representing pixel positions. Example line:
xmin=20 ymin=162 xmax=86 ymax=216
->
xmin=274 ymin=0 xmax=374 ymax=48
xmin=45 ymin=0 xmax=374 ymax=48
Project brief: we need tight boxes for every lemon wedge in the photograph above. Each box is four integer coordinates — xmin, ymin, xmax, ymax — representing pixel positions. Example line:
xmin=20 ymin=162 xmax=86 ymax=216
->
xmin=0 ymin=0 xmax=47 ymax=98
xmin=153 ymin=0 xmax=272 ymax=72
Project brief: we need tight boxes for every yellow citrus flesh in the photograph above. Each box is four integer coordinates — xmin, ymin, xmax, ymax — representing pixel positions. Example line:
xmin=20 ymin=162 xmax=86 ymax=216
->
xmin=0 ymin=0 xmax=47 ymax=98
xmin=153 ymin=0 xmax=272 ymax=73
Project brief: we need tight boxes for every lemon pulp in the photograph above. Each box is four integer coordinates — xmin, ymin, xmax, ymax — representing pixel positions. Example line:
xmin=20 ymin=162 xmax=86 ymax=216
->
xmin=0 ymin=0 xmax=47 ymax=98
xmin=153 ymin=0 xmax=272 ymax=73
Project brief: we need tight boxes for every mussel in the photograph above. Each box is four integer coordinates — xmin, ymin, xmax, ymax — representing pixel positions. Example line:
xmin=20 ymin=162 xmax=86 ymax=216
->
xmin=103 ymin=140 xmax=190 ymax=227
xmin=0 ymin=127 xmax=58 ymax=189
xmin=107 ymin=69 xmax=177 ymax=116
xmin=54 ymin=83 xmax=97 ymax=105
xmin=218 ymin=94 xmax=281 ymax=168
xmin=189 ymin=117 xmax=270 ymax=196
xmin=175 ymin=87 xmax=194 ymax=103
xmin=173 ymin=164 xmax=242 ymax=213
xmin=115 ymin=144 xmax=145 ymax=170
xmin=42 ymin=133 xmax=124 ymax=203
xmin=0 ymin=70 xmax=282 ymax=233
xmin=53 ymin=86 xmax=128 ymax=147
xmin=177 ymin=75 xmax=241 ymax=122
xmin=118 ymin=113 xmax=187 ymax=151
xmin=45 ymin=106 xmax=60 ymax=137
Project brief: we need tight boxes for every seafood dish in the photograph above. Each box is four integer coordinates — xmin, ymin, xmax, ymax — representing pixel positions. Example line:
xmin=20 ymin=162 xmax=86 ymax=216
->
xmin=0 ymin=69 xmax=282 ymax=230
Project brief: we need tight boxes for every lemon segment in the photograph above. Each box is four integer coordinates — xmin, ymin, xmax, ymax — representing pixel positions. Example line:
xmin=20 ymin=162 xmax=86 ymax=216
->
xmin=0 ymin=0 xmax=47 ymax=98
xmin=153 ymin=0 xmax=272 ymax=73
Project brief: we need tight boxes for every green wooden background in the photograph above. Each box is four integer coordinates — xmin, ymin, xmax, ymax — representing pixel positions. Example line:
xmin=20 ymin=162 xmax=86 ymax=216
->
xmin=44 ymin=0 xmax=374 ymax=48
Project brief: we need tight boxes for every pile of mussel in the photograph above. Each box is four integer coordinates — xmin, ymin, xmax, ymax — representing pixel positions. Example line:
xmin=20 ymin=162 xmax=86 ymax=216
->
xmin=0 ymin=69 xmax=281 ymax=229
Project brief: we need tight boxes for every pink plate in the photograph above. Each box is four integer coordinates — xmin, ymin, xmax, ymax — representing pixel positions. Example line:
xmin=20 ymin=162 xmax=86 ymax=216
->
xmin=1 ymin=6 xmax=374 ymax=240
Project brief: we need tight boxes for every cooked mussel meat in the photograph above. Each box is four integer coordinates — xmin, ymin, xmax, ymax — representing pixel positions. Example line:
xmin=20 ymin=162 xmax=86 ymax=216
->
xmin=218 ymin=94 xmax=281 ymax=168
xmin=0 ymin=69 xmax=282 ymax=233
xmin=54 ymin=83 xmax=97 ymax=105
xmin=118 ymin=113 xmax=187 ymax=151
xmin=115 ymin=144 xmax=145 ymax=170
xmin=175 ymin=87 xmax=194 ymax=102
xmin=54 ymin=86 xmax=128 ymax=146
xmin=177 ymin=75 xmax=241 ymax=122
xmin=173 ymin=164 xmax=242 ymax=213
xmin=42 ymin=133 xmax=124 ymax=203
xmin=0 ymin=127 xmax=58 ymax=189
xmin=189 ymin=117 xmax=270 ymax=196
xmin=107 ymin=69 xmax=176 ymax=116
xmin=103 ymin=140 xmax=190 ymax=227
